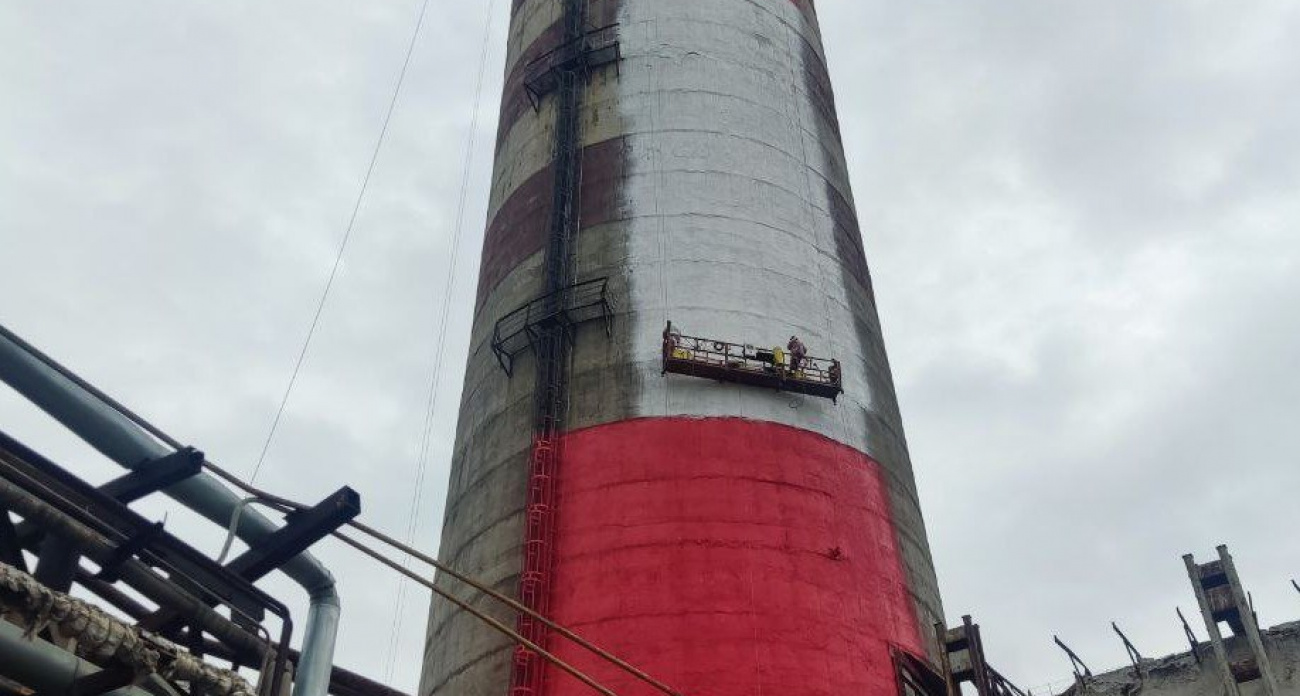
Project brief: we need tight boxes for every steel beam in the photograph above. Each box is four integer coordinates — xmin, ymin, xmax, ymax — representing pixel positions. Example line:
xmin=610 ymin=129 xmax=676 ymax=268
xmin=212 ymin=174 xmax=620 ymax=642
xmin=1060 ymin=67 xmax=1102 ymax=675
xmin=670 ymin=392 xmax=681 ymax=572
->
xmin=139 ymin=487 xmax=359 ymax=633
xmin=32 ymin=535 xmax=80 ymax=592
xmin=32 ymin=448 xmax=200 ymax=592
xmin=74 ymin=568 xmax=150 ymax=619
xmin=71 ymin=667 xmax=136 ymax=696
xmin=0 ymin=431 xmax=294 ymax=693
xmin=99 ymin=448 xmax=202 ymax=504
xmin=0 ymin=512 xmax=24 ymax=572
xmin=0 ymin=324 xmax=320 ymax=696
xmin=0 ymin=430 xmax=269 ymax=622
xmin=0 ymin=475 xmax=269 ymax=661
xmin=227 ymin=487 xmax=360 ymax=581
xmin=185 ymin=635 xmax=414 ymax=696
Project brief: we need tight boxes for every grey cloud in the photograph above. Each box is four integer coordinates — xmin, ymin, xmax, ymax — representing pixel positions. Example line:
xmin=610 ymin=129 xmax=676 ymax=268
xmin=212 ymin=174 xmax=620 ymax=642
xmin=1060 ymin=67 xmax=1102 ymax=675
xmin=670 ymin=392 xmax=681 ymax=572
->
xmin=3 ymin=0 xmax=1298 ymax=691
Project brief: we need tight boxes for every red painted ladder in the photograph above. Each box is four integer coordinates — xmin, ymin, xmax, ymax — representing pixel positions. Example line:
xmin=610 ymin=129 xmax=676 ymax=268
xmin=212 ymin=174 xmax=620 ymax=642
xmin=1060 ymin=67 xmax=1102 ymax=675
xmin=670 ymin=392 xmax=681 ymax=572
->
xmin=510 ymin=433 xmax=559 ymax=696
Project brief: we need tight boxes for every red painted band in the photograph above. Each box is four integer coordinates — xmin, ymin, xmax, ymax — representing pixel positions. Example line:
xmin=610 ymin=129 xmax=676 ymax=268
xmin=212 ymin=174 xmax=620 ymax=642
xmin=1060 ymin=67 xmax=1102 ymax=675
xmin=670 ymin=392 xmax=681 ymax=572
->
xmin=545 ymin=417 xmax=922 ymax=695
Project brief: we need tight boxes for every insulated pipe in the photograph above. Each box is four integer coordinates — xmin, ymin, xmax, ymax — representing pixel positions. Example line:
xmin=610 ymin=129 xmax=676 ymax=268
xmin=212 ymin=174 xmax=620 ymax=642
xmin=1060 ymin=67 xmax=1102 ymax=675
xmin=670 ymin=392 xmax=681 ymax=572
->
xmin=0 ymin=477 xmax=269 ymax=661
xmin=0 ymin=326 xmax=337 ymax=696
xmin=0 ymin=619 xmax=156 ymax=696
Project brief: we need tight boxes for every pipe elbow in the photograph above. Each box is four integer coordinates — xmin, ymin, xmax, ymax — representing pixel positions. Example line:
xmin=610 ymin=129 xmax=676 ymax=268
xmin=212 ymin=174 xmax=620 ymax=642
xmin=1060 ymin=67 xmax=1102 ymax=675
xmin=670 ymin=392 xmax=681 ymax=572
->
xmin=307 ymin=570 xmax=340 ymax=606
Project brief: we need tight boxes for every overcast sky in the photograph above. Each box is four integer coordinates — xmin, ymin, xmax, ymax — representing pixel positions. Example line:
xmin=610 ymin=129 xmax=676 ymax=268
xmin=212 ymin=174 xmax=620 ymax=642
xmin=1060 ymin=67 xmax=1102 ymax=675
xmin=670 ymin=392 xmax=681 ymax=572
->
xmin=3 ymin=1 xmax=1300 ymax=692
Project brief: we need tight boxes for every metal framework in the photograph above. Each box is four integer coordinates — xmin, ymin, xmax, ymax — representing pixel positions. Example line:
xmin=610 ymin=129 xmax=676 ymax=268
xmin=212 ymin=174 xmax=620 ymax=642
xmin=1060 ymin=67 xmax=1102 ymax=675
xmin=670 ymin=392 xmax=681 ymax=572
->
xmin=491 ymin=277 xmax=612 ymax=377
xmin=0 ymin=429 xmax=292 ymax=692
xmin=661 ymin=323 xmax=844 ymax=400
xmin=890 ymin=616 xmax=1026 ymax=696
xmin=0 ymin=322 xmax=409 ymax=696
xmin=1111 ymin=622 xmax=1144 ymax=677
xmin=508 ymin=2 xmax=617 ymax=696
xmin=0 ymin=428 xmax=355 ymax=695
xmin=138 ymin=486 xmax=359 ymax=635
xmin=1053 ymin=635 xmax=1093 ymax=682
xmin=522 ymin=24 xmax=621 ymax=110
xmin=893 ymin=647 xmax=947 ymax=696
xmin=1177 ymin=607 xmax=1203 ymax=664
xmin=935 ymin=617 xmax=1027 ymax=696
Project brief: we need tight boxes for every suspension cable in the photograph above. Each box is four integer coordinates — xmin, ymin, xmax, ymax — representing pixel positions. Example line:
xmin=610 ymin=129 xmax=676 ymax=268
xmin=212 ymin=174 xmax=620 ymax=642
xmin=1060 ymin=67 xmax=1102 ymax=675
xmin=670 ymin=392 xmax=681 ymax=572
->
xmin=202 ymin=460 xmax=685 ymax=696
xmin=0 ymin=321 xmax=685 ymax=696
xmin=249 ymin=0 xmax=437 ymax=484
xmin=334 ymin=530 xmax=621 ymax=696
xmin=382 ymin=0 xmax=499 ymax=681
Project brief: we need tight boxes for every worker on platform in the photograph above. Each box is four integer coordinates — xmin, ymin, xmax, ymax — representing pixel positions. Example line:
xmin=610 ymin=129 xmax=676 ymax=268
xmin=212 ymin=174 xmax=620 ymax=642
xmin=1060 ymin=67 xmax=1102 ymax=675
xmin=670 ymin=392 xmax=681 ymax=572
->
xmin=662 ymin=321 xmax=682 ymax=371
xmin=663 ymin=321 xmax=680 ymax=351
xmin=787 ymin=335 xmax=807 ymax=373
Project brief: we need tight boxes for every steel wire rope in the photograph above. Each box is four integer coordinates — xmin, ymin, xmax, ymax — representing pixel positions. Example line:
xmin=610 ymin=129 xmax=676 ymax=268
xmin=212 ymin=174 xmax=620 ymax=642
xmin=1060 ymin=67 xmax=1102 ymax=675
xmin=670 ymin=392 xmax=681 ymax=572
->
xmin=647 ymin=18 xmax=671 ymax=416
xmin=333 ymin=530 xmax=623 ymax=696
xmin=0 ymin=462 xmax=280 ymax=655
xmin=781 ymin=27 xmax=841 ymax=696
xmin=195 ymin=461 xmax=685 ymax=696
xmin=249 ymin=0 xmax=436 ymax=484
xmin=0 ymin=321 xmax=684 ymax=696
xmin=379 ymin=0 xmax=498 ymax=682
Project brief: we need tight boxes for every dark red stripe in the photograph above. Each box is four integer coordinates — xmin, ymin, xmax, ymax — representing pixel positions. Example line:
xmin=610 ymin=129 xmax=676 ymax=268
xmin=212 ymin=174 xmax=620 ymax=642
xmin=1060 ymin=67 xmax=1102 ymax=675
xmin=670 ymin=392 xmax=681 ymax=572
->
xmin=476 ymin=137 xmax=631 ymax=312
xmin=545 ymin=417 xmax=923 ymax=696
xmin=497 ymin=21 xmax=566 ymax=152
xmin=827 ymin=184 xmax=874 ymax=298
xmin=498 ymin=1 xmax=623 ymax=151
xmin=801 ymin=36 xmax=841 ymax=140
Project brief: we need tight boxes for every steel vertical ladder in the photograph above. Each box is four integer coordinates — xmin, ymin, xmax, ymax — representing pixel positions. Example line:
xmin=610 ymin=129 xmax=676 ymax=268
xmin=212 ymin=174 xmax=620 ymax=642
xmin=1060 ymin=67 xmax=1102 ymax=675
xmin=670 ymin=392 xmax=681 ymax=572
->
xmin=509 ymin=0 xmax=588 ymax=694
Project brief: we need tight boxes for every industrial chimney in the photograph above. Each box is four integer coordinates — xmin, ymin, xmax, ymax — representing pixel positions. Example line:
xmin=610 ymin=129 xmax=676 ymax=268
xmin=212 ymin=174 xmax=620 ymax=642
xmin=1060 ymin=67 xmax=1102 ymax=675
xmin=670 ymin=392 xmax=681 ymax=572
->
xmin=421 ymin=1 xmax=943 ymax=695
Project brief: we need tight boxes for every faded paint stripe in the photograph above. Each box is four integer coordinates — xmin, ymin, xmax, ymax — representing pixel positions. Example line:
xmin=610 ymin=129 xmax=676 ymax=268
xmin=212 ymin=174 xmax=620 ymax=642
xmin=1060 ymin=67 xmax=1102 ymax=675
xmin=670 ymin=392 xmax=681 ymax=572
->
xmin=498 ymin=1 xmax=623 ymax=151
xmin=475 ymin=136 xmax=630 ymax=312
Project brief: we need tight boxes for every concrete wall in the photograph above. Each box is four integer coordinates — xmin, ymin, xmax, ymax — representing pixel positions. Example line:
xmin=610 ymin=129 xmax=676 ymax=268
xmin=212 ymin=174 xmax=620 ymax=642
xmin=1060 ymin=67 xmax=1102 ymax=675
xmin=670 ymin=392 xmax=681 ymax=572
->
xmin=1069 ymin=622 xmax=1300 ymax=696
xmin=420 ymin=1 xmax=944 ymax=694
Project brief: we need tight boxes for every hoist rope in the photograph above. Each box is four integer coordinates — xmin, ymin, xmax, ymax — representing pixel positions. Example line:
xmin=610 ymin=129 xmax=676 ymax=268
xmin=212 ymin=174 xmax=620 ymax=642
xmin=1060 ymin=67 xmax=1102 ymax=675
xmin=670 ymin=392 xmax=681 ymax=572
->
xmin=197 ymin=460 xmax=685 ymax=696
xmin=250 ymin=0 xmax=436 ymax=484
xmin=379 ymin=0 xmax=498 ymax=681
xmin=0 ymin=318 xmax=687 ymax=696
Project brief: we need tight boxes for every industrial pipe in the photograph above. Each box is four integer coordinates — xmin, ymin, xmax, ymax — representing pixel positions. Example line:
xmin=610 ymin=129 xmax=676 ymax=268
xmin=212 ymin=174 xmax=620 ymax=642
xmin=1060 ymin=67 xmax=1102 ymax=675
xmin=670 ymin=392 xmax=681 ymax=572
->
xmin=0 ymin=476 xmax=270 ymax=661
xmin=194 ymin=461 xmax=686 ymax=696
xmin=0 ymin=324 xmax=337 ymax=696
xmin=0 ymin=619 xmax=165 ymax=696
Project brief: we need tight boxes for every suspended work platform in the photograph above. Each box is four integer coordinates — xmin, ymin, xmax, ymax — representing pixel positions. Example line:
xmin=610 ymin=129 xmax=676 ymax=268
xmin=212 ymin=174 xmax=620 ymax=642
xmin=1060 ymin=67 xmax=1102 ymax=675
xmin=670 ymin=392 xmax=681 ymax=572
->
xmin=660 ymin=321 xmax=843 ymax=401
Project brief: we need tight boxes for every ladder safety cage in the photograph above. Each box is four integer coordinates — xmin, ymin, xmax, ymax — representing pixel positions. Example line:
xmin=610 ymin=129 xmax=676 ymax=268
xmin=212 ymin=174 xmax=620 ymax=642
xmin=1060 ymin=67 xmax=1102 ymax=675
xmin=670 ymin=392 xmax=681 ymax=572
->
xmin=510 ymin=8 xmax=616 ymax=696
xmin=523 ymin=24 xmax=621 ymax=110
xmin=893 ymin=647 xmax=947 ymax=696
xmin=660 ymin=322 xmax=844 ymax=401
xmin=491 ymin=277 xmax=613 ymax=377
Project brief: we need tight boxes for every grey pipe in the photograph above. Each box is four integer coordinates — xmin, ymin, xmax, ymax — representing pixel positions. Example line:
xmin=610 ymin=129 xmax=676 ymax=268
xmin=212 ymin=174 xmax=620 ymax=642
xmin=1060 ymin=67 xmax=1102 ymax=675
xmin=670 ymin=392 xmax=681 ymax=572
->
xmin=0 ymin=328 xmax=338 ymax=696
xmin=0 ymin=615 xmax=162 ymax=696
xmin=0 ymin=476 xmax=270 ymax=660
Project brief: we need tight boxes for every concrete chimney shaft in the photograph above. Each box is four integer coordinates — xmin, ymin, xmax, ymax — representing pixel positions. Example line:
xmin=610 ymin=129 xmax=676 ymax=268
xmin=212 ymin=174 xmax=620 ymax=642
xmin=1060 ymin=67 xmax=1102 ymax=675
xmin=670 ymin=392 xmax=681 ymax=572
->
xmin=421 ymin=1 xmax=944 ymax=694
